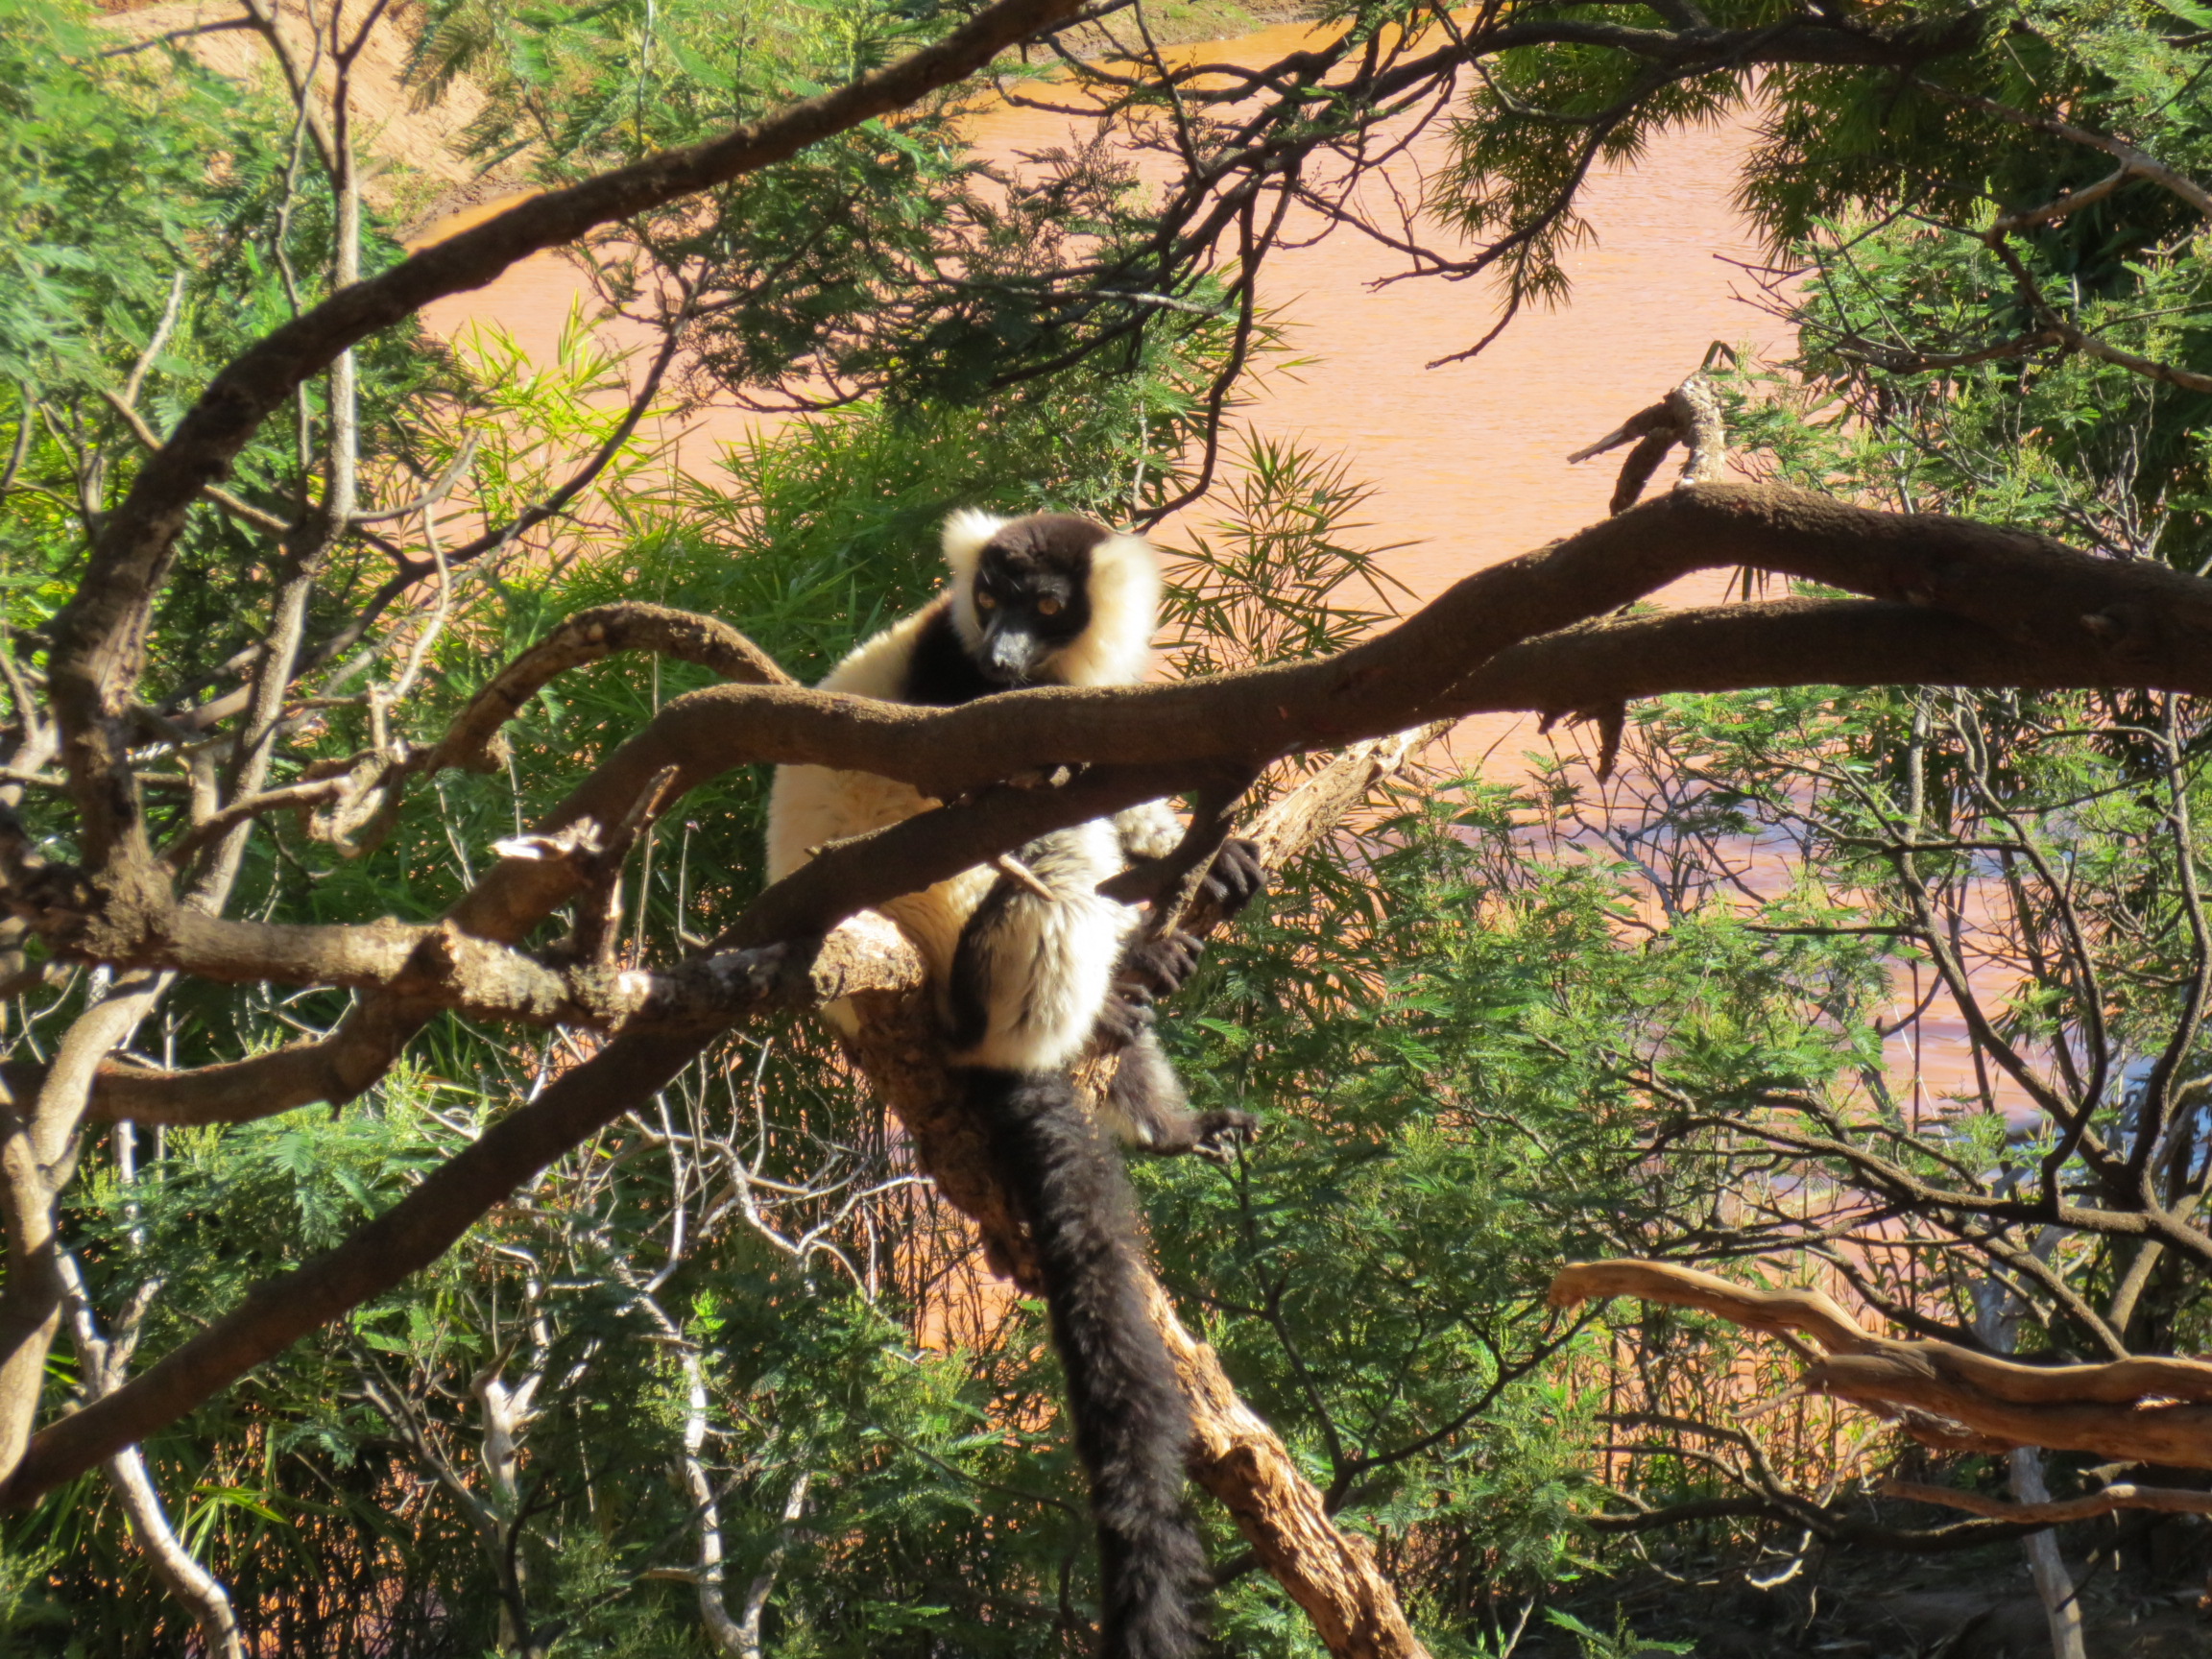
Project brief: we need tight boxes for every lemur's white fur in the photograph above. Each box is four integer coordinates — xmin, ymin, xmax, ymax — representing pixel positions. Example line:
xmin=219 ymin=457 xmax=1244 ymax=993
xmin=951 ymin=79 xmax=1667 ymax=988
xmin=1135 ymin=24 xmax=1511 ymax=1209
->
xmin=950 ymin=820 xmax=1138 ymax=1072
xmin=942 ymin=509 xmax=1162 ymax=688
xmin=764 ymin=511 xmax=1166 ymax=1030
xmin=1112 ymin=799 xmax=1186 ymax=864
xmin=764 ymin=593 xmax=989 ymax=1006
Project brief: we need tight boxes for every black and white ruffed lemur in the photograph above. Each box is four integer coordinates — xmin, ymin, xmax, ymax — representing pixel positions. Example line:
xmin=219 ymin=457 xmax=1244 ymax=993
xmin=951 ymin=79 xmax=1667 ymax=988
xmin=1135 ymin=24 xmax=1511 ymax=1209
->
xmin=764 ymin=510 xmax=1264 ymax=1659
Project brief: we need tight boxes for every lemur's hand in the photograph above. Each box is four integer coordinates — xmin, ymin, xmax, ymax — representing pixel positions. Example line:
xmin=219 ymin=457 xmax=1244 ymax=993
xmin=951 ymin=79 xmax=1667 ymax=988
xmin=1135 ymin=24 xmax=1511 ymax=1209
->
xmin=1118 ymin=928 xmax=1207 ymax=1001
xmin=1093 ymin=985 xmax=1156 ymax=1048
xmin=1202 ymin=838 xmax=1268 ymax=919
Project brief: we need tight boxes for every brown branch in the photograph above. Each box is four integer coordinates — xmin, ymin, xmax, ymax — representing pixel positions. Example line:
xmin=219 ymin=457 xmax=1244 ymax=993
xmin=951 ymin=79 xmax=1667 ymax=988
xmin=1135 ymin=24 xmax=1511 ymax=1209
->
xmin=1552 ymin=1260 xmax=2212 ymax=1469
xmin=37 ymin=769 xmax=682 ymax=1126
xmin=158 ymin=776 xmax=349 ymax=868
xmin=44 ymin=0 xmax=1087 ymax=864
xmin=1991 ymin=163 xmax=2134 ymax=236
xmin=96 ymin=390 xmax=292 ymax=536
xmin=1157 ymin=1284 xmax=1429 ymax=1659
xmin=1831 ymin=328 xmax=2063 ymax=373
xmin=298 ymin=602 xmax=791 ymax=853
xmin=1912 ymin=77 xmax=2212 ymax=217
xmin=1584 ymin=1490 xmax=2058 ymax=1551
xmin=425 ymin=603 xmax=793 ymax=773
xmin=9 ymin=928 xmax=911 ymax=1131
xmin=1983 ymin=233 xmax=2212 ymax=395
xmin=2043 ymin=318 xmax=2212 ymax=396
xmin=0 ymin=1021 xmax=723 ymax=1507
xmin=330 ymin=484 xmax=2212 ymax=847
xmin=1884 ymin=1478 xmax=2212 ymax=1524
xmin=35 ymin=583 xmax=2212 ymax=1131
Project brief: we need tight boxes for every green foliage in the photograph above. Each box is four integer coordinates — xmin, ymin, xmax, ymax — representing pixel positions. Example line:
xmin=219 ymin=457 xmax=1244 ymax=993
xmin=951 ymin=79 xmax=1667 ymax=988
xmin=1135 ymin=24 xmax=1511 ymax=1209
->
xmin=0 ymin=0 xmax=246 ymax=389
xmin=1546 ymin=1605 xmax=1695 ymax=1658
xmin=0 ymin=0 xmax=450 ymax=879
xmin=1162 ymin=434 xmax=1414 ymax=680
xmin=413 ymin=0 xmax=1243 ymax=410
xmin=1437 ymin=11 xmax=1748 ymax=312
xmin=17 ymin=0 xmax=2212 ymax=1651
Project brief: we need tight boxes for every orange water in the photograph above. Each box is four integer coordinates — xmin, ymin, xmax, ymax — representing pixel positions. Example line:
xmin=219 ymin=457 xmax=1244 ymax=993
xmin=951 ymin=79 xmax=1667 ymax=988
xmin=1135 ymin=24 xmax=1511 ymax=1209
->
xmin=416 ymin=20 xmax=1782 ymax=616
xmin=411 ymin=31 xmax=2026 ymax=1118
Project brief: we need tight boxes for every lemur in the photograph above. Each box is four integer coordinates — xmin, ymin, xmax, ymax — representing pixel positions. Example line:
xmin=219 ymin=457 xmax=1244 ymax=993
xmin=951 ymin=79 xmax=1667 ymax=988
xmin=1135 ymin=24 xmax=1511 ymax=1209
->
xmin=764 ymin=510 xmax=1264 ymax=1659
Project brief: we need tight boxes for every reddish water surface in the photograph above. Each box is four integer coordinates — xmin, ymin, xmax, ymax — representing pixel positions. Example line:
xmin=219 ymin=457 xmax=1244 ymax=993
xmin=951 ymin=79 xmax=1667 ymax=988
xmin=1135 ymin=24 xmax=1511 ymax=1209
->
xmin=419 ymin=34 xmax=2020 ymax=1110
xmin=418 ymin=19 xmax=1781 ymax=625
xmin=423 ymin=37 xmax=2023 ymax=1121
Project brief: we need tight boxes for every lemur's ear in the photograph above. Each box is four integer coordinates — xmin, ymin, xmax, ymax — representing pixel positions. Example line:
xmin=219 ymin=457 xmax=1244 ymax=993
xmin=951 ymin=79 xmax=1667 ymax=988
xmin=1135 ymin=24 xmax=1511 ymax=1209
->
xmin=943 ymin=509 xmax=1005 ymax=588
xmin=1053 ymin=530 xmax=1162 ymax=687
xmin=944 ymin=509 xmax=1006 ymax=653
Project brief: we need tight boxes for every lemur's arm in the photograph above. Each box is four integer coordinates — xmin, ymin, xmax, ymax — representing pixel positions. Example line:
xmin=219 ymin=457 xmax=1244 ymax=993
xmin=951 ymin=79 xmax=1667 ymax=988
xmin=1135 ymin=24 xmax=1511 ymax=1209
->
xmin=1110 ymin=800 xmax=1269 ymax=991
xmin=1100 ymin=1030 xmax=1259 ymax=1163
xmin=1112 ymin=800 xmax=1185 ymax=863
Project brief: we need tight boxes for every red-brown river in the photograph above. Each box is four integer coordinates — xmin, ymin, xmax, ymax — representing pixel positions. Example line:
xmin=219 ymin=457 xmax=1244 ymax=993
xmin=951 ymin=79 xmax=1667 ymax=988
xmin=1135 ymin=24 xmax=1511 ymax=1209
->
xmin=416 ymin=28 xmax=2002 ymax=1104
xmin=419 ymin=18 xmax=1780 ymax=623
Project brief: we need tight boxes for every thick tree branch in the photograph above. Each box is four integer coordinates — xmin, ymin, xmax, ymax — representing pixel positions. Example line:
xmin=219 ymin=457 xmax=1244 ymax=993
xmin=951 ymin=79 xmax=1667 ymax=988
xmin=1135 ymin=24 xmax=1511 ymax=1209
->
xmin=0 ymin=1020 xmax=720 ymax=1505
xmin=0 ymin=737 xmax=1425 ymax=1523
xmin=307 ymin=483 xmax=2212 ymax=839
xmin=1552 ymin=1260 xmax=2212 ymax=1468
xmin=1885 ymin=1478 xmax=2212 ymax=1525
xmin=42 ymin=0 xmax=1085 ymax=864
xmin=1155 ymin=1283 xmax=1429 ymax=1659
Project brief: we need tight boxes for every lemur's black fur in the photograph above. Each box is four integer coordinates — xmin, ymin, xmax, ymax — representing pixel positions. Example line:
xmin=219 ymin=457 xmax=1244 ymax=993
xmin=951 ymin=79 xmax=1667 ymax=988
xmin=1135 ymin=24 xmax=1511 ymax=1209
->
xmin=766 ymin=510 xmax=1268 ymax=1659
xmin=902 ymin=605 xmax=1005 ymax=706
xmin=967 ymin=1069 xmax=1212 ymax=1659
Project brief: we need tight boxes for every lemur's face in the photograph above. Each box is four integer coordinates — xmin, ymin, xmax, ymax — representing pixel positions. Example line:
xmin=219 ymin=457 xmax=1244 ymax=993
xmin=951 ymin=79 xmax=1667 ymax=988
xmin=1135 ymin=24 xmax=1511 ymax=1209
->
xmin=970 ymin=514 xmax=1105 ymax=685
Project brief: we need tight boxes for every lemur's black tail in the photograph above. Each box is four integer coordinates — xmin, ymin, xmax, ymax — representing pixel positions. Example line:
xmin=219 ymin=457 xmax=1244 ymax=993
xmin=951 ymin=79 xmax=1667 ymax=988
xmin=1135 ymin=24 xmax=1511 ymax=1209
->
xmin=961 ymin=1067 xmax=1209 ymax=1659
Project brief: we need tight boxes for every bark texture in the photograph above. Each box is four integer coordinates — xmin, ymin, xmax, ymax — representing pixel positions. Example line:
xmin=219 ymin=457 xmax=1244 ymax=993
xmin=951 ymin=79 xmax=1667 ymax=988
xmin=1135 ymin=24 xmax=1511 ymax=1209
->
xmin=1551 ymin=1260 xmax=2212 ymax=1467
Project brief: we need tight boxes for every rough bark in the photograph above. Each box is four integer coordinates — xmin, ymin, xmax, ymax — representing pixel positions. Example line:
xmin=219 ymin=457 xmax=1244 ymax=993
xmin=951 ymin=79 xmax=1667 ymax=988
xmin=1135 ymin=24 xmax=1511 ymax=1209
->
xmin=1551 ymin=1259 xmax=2212 ymax=1466
xmin=823 ymin=733 xmax=1444 ymax=1657
xmin=1885 ymin=1478 xmax=2212 ymax=1523
xmin=1154 ymin=1284 xmax=1431 ymax=1659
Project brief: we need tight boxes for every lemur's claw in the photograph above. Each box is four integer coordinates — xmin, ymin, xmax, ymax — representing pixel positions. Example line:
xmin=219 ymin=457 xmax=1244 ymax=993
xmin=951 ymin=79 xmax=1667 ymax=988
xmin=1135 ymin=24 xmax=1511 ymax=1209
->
xmin=1122 ymin=929 xmax=1206 ymax=1000
xmin=1203 ymin=838 xmax=1268 ymax=918
xmin=1191 ymin=1109 xmax=1262 ymax=1164
xmin=1094 ymin=990 xmax=1156 ymax=1047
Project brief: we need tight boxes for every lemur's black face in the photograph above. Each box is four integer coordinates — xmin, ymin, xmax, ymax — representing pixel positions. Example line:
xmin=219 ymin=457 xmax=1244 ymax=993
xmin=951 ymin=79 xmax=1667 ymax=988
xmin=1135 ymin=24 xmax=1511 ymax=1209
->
xmin=971 ymin=513 xmax=1104 ymax=685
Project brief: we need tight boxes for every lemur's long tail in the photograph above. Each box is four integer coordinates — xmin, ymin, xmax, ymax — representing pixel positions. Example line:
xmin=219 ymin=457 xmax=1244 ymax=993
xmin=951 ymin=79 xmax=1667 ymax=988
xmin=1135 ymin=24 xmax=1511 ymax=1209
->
xmin=962 ymin=1067 xmax=1208 ymax=1659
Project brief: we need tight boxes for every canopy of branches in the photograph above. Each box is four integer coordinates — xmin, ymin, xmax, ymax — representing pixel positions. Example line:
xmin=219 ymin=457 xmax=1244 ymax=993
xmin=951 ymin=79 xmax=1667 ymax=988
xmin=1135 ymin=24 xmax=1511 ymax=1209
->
xmin=0 ymin=0 xmax=2209 ymax=1653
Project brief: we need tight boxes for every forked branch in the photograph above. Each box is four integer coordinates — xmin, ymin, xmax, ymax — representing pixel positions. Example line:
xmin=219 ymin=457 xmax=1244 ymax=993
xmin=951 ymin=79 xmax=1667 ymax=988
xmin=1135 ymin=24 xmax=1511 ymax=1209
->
xmin=1551 ymin=1259 xmax=2212 ymax=1467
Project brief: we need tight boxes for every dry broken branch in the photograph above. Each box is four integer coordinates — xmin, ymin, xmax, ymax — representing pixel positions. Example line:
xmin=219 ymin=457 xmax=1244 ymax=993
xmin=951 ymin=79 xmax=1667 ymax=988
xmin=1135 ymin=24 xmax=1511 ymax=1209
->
xmin=1552 ymin=1259 xmax=2212 ymax=1468
xmin=1568 ymin=372 xmax=1727 ymax=515
xmin=1884 ymin=1478 xmax=2212 ymax=1525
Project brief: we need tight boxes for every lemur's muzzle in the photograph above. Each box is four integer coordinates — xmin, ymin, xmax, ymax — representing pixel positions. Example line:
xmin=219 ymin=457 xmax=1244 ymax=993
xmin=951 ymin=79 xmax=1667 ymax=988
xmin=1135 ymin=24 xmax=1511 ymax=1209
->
xmin=984 ymin=623 xmax=1047 ymax=685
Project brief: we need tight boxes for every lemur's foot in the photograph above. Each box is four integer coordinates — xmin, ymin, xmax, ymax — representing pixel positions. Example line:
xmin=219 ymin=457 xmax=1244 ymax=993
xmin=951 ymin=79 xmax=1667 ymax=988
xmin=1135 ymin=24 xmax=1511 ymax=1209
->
xmin=1203 ymin=838 xmax=1268 ymax=918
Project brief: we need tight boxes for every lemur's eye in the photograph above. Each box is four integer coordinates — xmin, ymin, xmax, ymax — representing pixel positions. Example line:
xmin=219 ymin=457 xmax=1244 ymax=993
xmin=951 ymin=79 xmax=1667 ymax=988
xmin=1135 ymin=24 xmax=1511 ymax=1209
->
xmin=1036 ymin=596 xmax=1064 ymax=617
xmin=975 ymin=590 xmax=998 ymax=610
